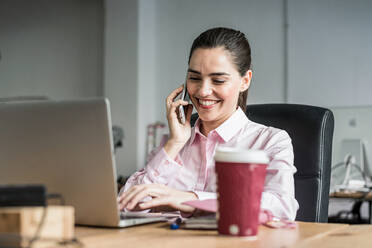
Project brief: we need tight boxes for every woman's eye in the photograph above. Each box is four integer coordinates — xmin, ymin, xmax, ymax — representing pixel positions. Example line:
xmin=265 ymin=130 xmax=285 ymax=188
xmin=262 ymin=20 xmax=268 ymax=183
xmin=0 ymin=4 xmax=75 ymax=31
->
xmin=213 ymin=79 xmax=225 ymax=84
xmin=189 ymin=77 xmax=201 ymax=81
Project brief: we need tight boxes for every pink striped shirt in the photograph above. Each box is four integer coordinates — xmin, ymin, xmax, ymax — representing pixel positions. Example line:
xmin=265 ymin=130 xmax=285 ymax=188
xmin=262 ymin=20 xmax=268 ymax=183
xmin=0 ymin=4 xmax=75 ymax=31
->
xmin=124 ymin=108 xmax=299 ymax=220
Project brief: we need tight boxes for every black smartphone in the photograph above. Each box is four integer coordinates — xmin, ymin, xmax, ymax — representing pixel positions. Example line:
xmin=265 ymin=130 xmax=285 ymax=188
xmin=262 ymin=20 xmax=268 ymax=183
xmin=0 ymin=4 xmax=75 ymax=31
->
xmin=178 ymin=81 xmax=190 ymax=124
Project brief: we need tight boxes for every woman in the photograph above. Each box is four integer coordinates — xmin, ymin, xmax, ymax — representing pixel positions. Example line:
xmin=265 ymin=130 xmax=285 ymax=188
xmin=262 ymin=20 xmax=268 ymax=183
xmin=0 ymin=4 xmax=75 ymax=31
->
xmin=118 ymin=27 xmax=299 ymax=220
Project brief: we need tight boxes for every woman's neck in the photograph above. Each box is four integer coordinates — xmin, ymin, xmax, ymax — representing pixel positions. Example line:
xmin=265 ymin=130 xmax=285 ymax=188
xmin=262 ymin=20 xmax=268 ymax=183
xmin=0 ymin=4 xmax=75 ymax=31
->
xmin=200 ymin=109 xmax=237 ymax=136
xmin=200 ymin=121 xmax=220 ymax=137
xmin=200 ymin=116 xmax=230 ymax=137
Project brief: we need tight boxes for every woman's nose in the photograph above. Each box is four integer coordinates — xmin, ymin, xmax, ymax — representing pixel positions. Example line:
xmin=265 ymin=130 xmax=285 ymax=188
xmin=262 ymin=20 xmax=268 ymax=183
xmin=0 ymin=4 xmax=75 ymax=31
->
xmin=198 ymin=81 xmax=213 ymax=97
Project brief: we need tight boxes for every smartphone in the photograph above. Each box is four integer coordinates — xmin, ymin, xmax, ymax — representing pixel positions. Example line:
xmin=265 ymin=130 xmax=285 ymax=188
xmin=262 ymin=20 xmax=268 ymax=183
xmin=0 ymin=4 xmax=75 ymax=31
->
xmin=178 ymin=81 xmax=190 ymax=124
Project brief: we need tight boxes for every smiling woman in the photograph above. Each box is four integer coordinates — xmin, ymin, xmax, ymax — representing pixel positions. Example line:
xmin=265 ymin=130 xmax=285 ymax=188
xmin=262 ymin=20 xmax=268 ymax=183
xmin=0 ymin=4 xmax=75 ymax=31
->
xmin=118 ymin=27 xmax=299 ymax=220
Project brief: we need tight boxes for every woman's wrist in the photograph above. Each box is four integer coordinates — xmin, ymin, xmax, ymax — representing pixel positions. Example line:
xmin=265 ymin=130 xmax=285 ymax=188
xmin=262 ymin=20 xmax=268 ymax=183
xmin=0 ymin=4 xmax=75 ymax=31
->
xmin=186 ymin=191 xmax=198 ymax=200
xmin=178 ymin=191 xmax=198 ymax=214
xmin=164 ymin=140 xmax=185 ymax=160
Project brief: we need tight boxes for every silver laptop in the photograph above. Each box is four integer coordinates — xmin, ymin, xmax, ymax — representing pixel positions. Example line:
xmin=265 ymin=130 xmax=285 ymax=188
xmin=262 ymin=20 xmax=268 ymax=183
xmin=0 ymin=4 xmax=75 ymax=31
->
xmin=0 ymin=98 xmax=165 ymax=227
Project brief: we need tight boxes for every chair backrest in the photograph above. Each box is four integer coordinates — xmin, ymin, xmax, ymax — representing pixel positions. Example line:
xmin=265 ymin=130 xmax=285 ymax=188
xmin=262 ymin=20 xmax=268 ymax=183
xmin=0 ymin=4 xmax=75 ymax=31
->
xmin=191 ymin=104 xmax=334 ymax=222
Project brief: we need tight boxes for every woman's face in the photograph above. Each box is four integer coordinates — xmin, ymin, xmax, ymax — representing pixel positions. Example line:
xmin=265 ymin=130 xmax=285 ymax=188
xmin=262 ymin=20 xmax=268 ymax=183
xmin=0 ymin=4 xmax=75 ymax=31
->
xmin=187 ymin=47 xmax=251 ymax=126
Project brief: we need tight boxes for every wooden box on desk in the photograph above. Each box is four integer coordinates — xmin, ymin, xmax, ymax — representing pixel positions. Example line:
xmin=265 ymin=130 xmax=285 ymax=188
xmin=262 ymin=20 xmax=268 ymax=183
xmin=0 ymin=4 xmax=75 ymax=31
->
xmin=0 ymin=206 xmax=74 ymax=248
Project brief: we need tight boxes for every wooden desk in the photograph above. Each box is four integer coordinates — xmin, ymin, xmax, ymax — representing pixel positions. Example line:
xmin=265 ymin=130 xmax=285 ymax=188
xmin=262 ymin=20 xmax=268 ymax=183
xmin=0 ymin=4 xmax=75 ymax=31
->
xmin=74 ymin=222 xmax=349 ymax=248
xmin=299 ymin=224 xmax=372 ymax=248
xmin=330 ymin=191 xmax=372 ymax=200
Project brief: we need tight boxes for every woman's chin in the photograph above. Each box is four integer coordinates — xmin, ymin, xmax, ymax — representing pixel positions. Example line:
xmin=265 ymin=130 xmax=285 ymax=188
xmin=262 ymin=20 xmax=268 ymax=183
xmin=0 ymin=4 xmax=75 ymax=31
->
xmin=197 ymin=113 xmax=218 ymax=123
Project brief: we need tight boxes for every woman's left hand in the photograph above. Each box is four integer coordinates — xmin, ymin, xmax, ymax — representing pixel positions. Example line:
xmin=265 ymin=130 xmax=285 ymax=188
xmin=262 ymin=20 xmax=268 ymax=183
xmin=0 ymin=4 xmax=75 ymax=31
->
xmin=118 ymin=184 xmax=198 ymax=213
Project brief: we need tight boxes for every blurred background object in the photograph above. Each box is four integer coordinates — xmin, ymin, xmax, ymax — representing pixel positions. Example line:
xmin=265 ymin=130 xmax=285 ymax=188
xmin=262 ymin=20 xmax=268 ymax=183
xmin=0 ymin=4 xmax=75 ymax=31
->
xmin=112 ymin=125 xmax=124 ymax=152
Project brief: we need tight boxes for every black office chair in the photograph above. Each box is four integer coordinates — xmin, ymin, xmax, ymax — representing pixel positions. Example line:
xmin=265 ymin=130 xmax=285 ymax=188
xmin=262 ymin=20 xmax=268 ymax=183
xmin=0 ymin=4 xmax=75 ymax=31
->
xmin=191 ymin=104 xmax=334 ymax=222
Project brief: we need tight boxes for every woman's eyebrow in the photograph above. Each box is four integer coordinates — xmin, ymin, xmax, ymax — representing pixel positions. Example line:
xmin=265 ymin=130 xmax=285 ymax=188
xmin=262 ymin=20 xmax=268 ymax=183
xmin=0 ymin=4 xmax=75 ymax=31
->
xmin=187 ymin=68 xmax=201 ymax=74
xmin=209 ymin=72 xmax=230 ymax=76
xmin=187 ymin=68 xmax=230 ymax=76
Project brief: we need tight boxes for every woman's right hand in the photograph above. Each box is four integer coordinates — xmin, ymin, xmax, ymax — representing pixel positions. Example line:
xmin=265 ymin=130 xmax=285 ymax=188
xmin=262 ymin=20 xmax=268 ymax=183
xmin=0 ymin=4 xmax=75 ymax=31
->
xmin=164 ymin=85 xmax=193 ymax=159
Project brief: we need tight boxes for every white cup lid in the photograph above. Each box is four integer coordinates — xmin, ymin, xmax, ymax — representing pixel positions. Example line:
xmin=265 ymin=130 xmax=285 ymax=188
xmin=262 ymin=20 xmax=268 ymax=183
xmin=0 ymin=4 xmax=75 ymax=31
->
xmin=214 ymin=146 xmax=269 ymax=164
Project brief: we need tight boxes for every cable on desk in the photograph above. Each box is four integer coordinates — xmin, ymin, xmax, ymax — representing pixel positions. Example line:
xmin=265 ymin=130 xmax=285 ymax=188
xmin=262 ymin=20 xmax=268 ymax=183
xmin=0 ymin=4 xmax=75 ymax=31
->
xmin=46 ymin=193 xmax=84 ymax=247
xmin=2 ymin=193 xmax=84 ymax=248
xmin=26 ymin=194 xmax=65 ymax=248
xmin=26 ymin=206 xmax=48 ymax=248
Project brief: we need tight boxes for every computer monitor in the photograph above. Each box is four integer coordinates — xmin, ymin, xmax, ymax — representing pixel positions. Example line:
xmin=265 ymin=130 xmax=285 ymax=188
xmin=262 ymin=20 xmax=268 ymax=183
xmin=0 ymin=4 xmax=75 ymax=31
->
xmin=330 ymin=106 xmax=372 ymax=191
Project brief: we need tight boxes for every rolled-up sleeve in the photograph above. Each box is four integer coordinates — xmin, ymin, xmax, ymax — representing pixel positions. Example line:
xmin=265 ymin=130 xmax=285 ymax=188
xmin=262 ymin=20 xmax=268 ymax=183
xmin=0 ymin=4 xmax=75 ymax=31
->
xmin=260 ymin=130 xmax=299 ymax=221
xmin=119 ymin=142 xmax=185 ymax=213
xmin=124 ymin=148 xmax=183 ymax=189
xmin=121 ymin=136 xmax=184 ymax=195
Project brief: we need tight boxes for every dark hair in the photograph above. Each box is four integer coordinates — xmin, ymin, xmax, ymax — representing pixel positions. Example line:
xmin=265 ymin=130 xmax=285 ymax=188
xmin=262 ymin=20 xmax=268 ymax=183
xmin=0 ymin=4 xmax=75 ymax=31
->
xmin=188 ymin=27 xmax=251 ymax=112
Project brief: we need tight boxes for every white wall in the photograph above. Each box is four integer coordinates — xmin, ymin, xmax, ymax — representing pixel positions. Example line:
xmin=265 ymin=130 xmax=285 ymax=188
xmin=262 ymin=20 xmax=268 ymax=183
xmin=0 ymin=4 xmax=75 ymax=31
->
xmin=137 ymin=0 xmax=158 ymax=170
xmin=287 ymin=0 xmax=372 ymax=107
xmin=104 ymin=0 xmax=139 ymax=177
xmin=0 ymin=0 xmax=103 ymax=99
xmin=286 ymin=0 xmax=372 ymax=219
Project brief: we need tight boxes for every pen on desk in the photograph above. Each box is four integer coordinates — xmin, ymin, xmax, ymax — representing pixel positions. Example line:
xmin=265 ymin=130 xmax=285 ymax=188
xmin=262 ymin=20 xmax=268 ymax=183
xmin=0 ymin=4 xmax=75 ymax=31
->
xmin=170 ymin=217 xmax=182 ymax=230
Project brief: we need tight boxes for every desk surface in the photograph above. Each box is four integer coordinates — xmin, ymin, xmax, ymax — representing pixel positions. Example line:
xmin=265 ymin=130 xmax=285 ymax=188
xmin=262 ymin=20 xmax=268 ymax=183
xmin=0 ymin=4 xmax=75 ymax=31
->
xmin=330 ymin=191 xmax=372 ymax=200
xmin=71 ymin=221 xmax=361 ymax=248
xmin=300 ymin=224 xmax=372 ymax=248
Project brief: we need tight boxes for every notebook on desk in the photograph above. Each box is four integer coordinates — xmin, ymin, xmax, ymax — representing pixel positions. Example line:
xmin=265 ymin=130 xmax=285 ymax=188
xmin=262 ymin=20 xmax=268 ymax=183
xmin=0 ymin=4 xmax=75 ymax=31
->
xmin=0 ymin=98 xmax=165 ymax=227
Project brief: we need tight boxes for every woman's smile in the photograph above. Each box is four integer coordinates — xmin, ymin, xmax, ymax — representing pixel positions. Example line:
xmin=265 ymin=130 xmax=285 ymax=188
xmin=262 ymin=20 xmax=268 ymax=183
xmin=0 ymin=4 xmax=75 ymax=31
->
xmin=197 ymin=98 xmax=222 ymax=109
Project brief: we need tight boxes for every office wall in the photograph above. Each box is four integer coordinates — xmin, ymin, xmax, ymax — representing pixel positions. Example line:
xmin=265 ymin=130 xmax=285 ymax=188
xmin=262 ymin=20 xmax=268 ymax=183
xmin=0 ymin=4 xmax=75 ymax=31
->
xmin=137 ymin=0 xmax=157 ymax=171
xmin=104 ymin=0 xmax=139 ymax=177
xmin=0 ymin=0 xmax=103 ymax=99
xmin=287 ymin=0 xmax=372 ymax=107
xmin=286 ymin=0 xmax=372 ymax=218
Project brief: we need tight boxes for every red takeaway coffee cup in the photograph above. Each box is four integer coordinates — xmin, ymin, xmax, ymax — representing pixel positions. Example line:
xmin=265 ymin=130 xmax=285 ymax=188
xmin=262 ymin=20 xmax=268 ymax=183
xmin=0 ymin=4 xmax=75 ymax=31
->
xmin=214 ymin=147 xmax=269 ymax=237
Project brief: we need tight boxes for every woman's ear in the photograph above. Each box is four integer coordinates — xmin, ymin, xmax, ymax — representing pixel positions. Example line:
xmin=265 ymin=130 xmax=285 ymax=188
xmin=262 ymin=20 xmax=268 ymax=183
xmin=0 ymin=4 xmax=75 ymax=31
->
xmin=240 ymin=70 xmax=252 ymax=92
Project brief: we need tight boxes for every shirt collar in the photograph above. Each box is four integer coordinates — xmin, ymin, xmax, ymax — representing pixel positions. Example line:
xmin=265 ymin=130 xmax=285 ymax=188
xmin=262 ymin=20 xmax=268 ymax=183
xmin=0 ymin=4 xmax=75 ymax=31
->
xmin=189 ymin=107 xmax=249 ymax=144
xmin=215 ymin=107 xmax=249 ymax=142
xmin=189 ymin=118 xmax=202 ymax=144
